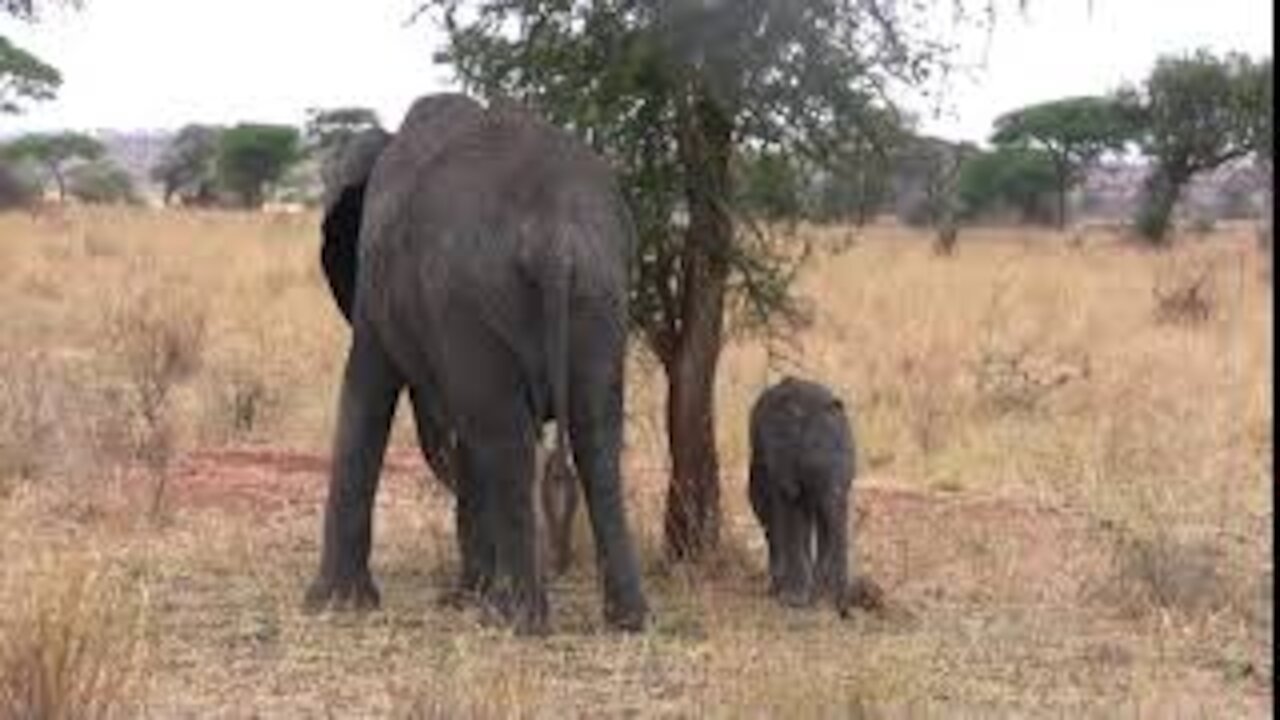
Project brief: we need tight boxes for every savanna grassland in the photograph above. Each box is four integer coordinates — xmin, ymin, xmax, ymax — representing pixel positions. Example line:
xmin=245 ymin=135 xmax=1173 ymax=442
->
xmin=0 ymin=207 xmax=1272 ymax=717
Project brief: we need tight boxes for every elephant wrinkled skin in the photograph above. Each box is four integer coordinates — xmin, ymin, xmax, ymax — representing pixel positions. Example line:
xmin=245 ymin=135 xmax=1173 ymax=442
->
xmin=305 ymin=94 xmax=648 ymax=633
xmin=748 ymin=376 xmax=857 ymax=616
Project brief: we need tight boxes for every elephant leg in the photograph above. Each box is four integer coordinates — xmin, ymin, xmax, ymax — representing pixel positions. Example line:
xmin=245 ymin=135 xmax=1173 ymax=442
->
xmin=815 ymin=487 xmax=852 ymax=616
xmin=567 ymin=333 xmax=648 ymax=631
xmin=749 ymin=460 xmax=781 ymax=593
xmin=773 ymin=499 xmax=814 ymax=608
xmin=453 ymin=439 xmax=495 ymax=600
xmin=407 ymin=386 xmax=455 ymax=491
xmin=305 ymin=326 xmax=403 ymax=612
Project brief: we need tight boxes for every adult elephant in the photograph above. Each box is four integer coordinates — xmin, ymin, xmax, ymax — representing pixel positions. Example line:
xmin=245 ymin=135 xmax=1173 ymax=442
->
xmin=304 ymin=94 xmax=649 ymax=633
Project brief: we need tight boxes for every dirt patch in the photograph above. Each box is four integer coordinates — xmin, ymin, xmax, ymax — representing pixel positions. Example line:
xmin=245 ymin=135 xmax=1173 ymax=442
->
xmin=170 ymin=446 xmax=438 ymax=514
xmin=168 ymin=447 xmax=1114 ymax=609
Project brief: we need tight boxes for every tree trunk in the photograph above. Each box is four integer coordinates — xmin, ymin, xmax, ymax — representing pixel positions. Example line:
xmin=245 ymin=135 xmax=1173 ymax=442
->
xmin=1137 ymin=168 xmax=1184 ymax=245
xmin=1056 ymin=180 xmax=1068 ymax=230
xmin=50 ymin=165 xmax=65 ymax=202
xmin=662 ymin=85 xmax=734 ymax=562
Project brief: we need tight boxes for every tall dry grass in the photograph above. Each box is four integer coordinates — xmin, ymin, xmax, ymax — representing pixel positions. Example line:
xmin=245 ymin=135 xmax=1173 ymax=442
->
xmin=0 ymin=208 xmax=1271 ymax=716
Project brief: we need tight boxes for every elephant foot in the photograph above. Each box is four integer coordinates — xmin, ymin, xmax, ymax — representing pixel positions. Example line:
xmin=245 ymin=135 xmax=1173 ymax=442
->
xmin=303 ymin=570 xmax=381 ymax=613
xmin=774 ymin=585 xmax=815 ymax=610
xmin=604 ymin=594 xmax=649 ymax=633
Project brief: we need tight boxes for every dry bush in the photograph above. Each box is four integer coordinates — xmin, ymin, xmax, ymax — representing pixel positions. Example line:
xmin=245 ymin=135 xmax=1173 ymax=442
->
xmin=0 ymin=558 xmax=143 ymax=719
xmin=0 ymin=351 xmax=128 ymax=497
xmin=971 ymin=344 xmax=1088 ymax=416
xmin=0 ymin=351 xmax=63 ymax=486
xmin=1104 ymin=528 xmax=1234 ymax=619
xmin=1152 ymin=265 xmax=1216 ymax=325
xmin=106 ymin=276 xmax=207 ymax=517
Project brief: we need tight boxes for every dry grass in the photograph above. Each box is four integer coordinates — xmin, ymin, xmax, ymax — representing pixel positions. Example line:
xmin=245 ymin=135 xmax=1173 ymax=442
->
xmin=0 ymin=208 xmax=1271 ymax=717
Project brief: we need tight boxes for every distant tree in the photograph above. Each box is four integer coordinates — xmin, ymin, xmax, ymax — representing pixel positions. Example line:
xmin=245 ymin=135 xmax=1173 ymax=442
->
xmin=0 ymin=35 xmax=60 ymax=115
xmin=0 ymin=157 xmax=40 ymax=209
xmin=810 ymin=108 xmax=906 ymax=225
xmin=1125 ymin=50 xmax=1271 ymax=243
xmin=215 ymin=123 xmax=300 ymax=208
xmin=1 ymin=0 xmax=82 ymax=20
xmin=151 ymin=124 xmax=222 ymax=206
xmin=991 ymin=96 xmax=1136 ymax=228
xmin=304 ymin=106 xmax=381 ymax=153
xmin=306 ymin=107 xmax=382 ymax=196
xmin=67 ymin=158 xmax=138 ymax=204
xmin=956 ymin=146 xmax=1058 ymax=224
xmin=2 ymin=131 xmax=104 ymax=201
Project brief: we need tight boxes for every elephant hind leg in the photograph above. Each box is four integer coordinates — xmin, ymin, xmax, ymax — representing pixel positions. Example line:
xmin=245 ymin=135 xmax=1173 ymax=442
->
xmin=815 ymin=488 xmax=852 ymax=617
xmin=305 ymin=326 xmax=403 ymax=612
xmin=774 ymin=500 xmax=815 ymax=608
xmin=469 ymin=425 xmax=546 ymax=635
xmin=567 ymin=340 xmax=648 ymax=630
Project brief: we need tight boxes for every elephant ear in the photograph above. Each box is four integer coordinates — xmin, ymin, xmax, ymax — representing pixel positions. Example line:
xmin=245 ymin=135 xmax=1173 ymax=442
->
xmin=320 ymin=128 xmax=392 ymax=323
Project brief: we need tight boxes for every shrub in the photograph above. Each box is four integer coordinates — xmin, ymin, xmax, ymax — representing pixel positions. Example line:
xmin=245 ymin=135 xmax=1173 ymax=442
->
xmin=66 ymin=160 xmax=140 ymax=206
xmin=0 ymin=159 xmax=41 ymax=210
xmin=0 ymin=559 xmax=142 ymax=719
xmin=107 ymin=282 xmax=207 ymax=517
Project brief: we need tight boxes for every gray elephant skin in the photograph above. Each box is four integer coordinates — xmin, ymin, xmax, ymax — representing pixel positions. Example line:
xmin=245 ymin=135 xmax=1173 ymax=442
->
xmin=306 ymin=93 xmax=648 ymax=633
xmin=319 ymin=130 xmax=581 ymax=580
xmin=749 ymin=376 xmax=857 ymax=616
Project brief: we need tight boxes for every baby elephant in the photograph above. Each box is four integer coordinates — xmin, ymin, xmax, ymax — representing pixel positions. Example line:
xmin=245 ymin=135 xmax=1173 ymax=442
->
xmin=749 ymin=376 xmax=857 ymax=616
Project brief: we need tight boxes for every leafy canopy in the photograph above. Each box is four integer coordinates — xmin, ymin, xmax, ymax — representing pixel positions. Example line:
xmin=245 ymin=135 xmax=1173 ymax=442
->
xmin=991 ymin=95 xmax=1136 ymax=226
xmin=67 ymin=158 xmax=138 ymax=204
xmin=956 ymin=145 xmax=1057 ymax=224
xmin=215 ymin=123 xmax=300 ymax=208
xmin=151 ymin=124 xmax=223 ymax=204
xmin=425 ymin=0 xmax=955 ymax=351
xmin=304 ymin=106 xmax=381 ymax=152
xmin=3 ymin=130 xmax=103 ymax=167
xmin=1122 ymin=49 xmax=1272 ymax=241
xmin=0 ymin=35 xmax=61 ymax=114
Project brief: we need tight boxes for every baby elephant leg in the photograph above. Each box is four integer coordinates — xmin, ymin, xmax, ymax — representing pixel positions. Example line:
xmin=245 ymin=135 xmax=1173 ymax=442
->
xmin=815 ymin=488 xmax=852 ymax=616
xmin=773 ymin=499 xmax=815 ymax=608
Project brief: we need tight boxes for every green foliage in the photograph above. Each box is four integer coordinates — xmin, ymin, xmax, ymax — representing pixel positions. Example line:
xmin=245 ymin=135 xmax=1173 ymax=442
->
xmin=215 ymin=123 xmax=300 ymax=208
xmin=151 ymin=124 xmax=222 ymax=206
xmin=956 ymin=146 xmax=1058 ymax=224
xmin=0 ymin=157 xmax=40 ymax=209
xmin=304 ymin=106 xmax=381 ymax=154
xmin=66 ymin=159 xmax=138 ymax=205
xmin=1125 ymin=50 xmax=1271 ymax=243
xmin=892 ymin=136 xmax=976 ymax=228
xmin=735 ymin=150 xmax=801 ymax=222
xmin=991 ymin=96 xmax=1136 ymax=227
xmin=422 ymin=0 xmax=989 ymax=558
xmin=0 ymin=35 xmax=61 ymax=114
xmin=2 ymin=131 xmax=104 ymax=201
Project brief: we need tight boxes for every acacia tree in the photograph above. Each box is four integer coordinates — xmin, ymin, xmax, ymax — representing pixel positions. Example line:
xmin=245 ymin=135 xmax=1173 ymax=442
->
xmin=990 ymin=96 xmax=1134 ymax=228
xmin=1125 ymin=50 xmax=1271 ymax=244
xmin=0 ymin=35 xmax=60 ymax=115
xmin=304 ymin=106 xmax=381 ymax=153
xmin=419 ymin=0 xmax=995 ymax=560
xmin=3 ymin=131 xmax=103 ymax=200
xmin=151 ymin=123 xmax=222 ymax=206
xmin=215 ymin=123 xmax=300 ymax=208
xmin=955 ymin=146 xmax=1058 ymax=224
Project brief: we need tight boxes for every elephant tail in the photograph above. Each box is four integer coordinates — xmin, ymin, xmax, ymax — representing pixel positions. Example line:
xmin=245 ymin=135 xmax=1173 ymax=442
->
xmin=544 ymin=254 xmax=573 ymax=465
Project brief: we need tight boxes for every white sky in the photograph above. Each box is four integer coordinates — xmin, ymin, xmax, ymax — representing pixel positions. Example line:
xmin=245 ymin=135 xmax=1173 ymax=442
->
xmin=0 ymin=0 xmax=1272 ymax=143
